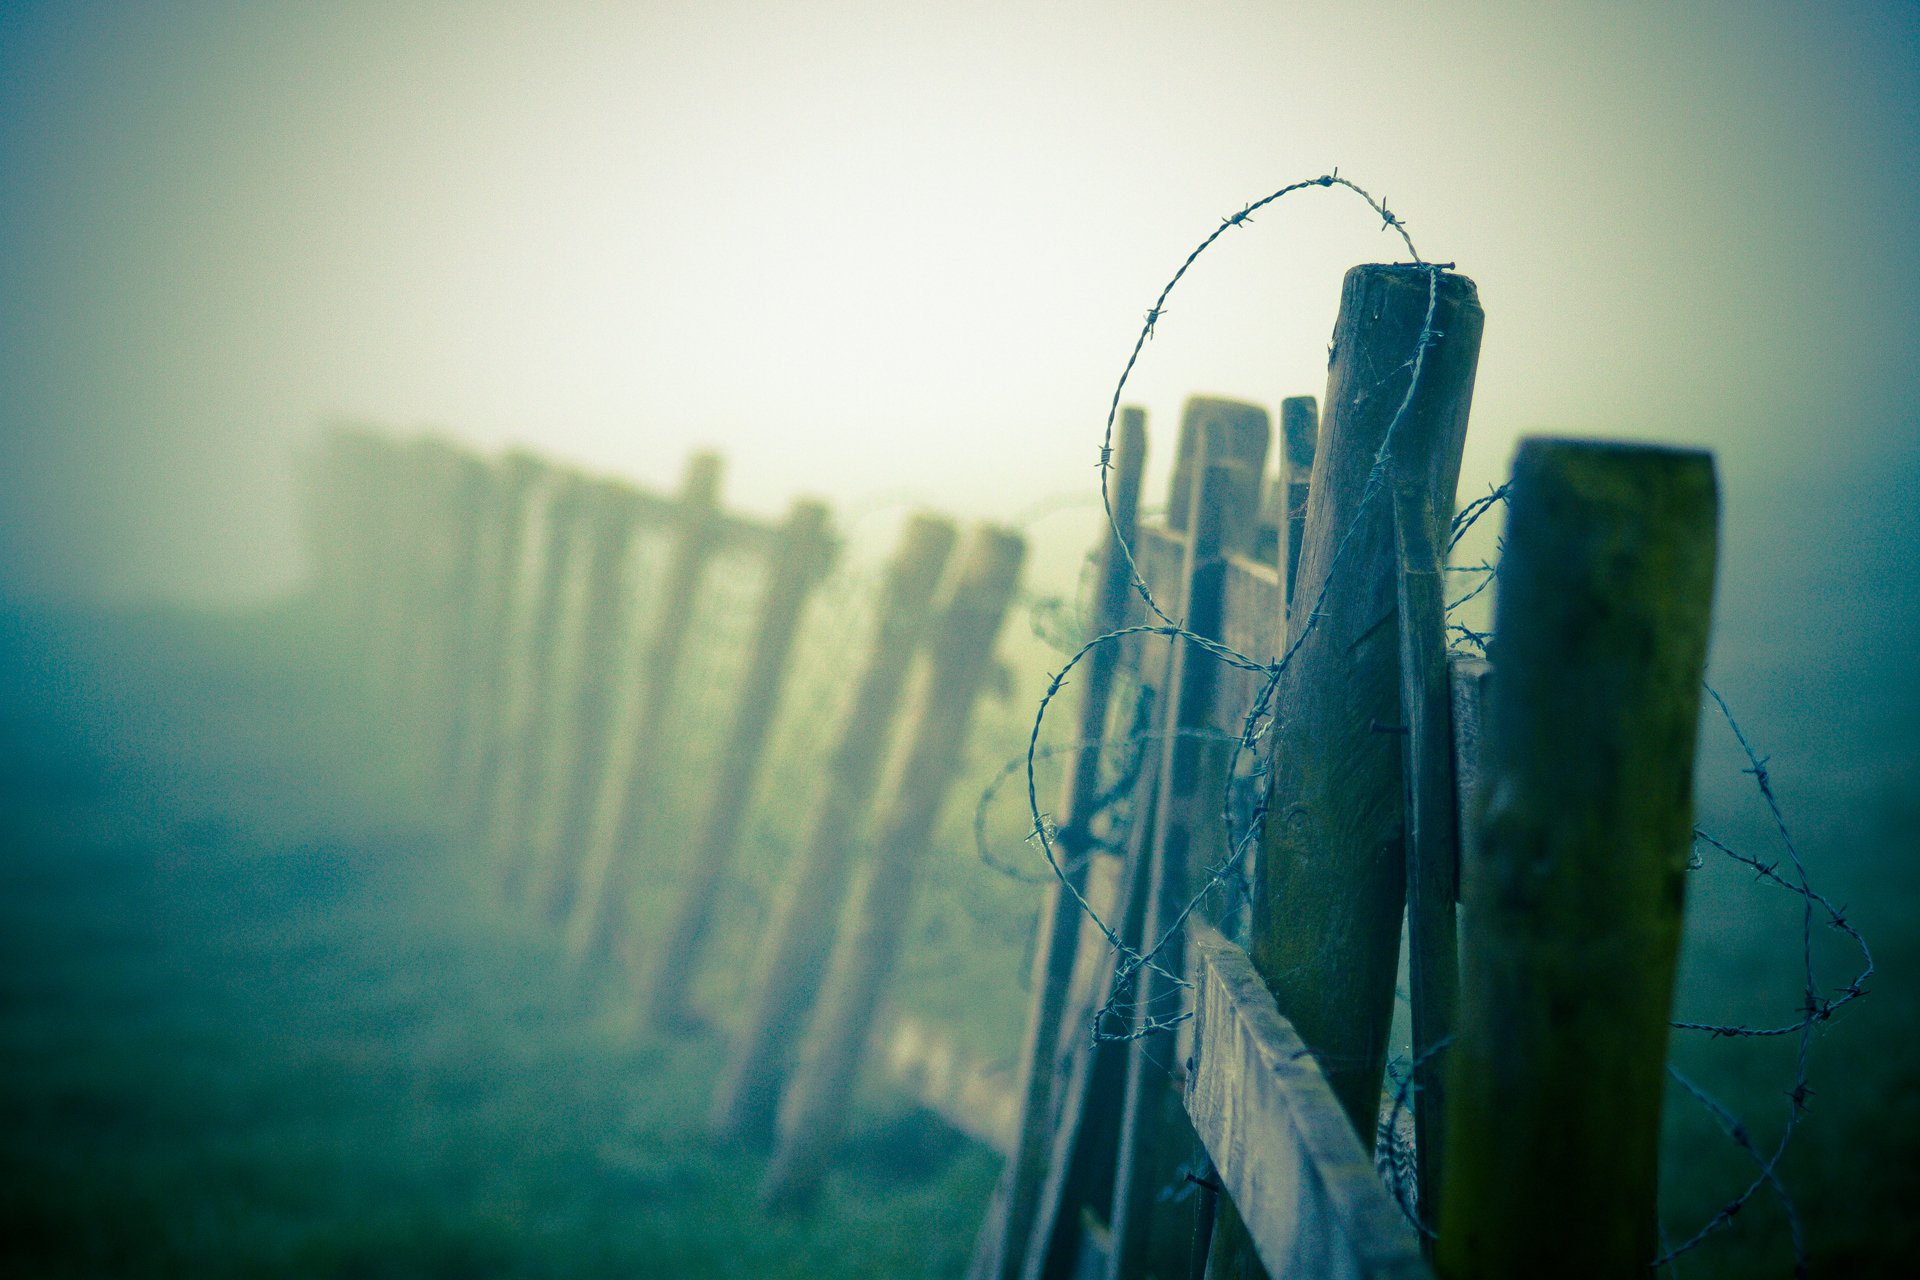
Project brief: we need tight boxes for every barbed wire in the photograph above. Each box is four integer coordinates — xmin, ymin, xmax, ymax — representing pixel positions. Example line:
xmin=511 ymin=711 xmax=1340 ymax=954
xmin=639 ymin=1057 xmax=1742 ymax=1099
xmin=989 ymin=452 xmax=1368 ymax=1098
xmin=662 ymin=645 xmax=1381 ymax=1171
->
xmin=1011 ymin=173 xmax=1871 ymax=1275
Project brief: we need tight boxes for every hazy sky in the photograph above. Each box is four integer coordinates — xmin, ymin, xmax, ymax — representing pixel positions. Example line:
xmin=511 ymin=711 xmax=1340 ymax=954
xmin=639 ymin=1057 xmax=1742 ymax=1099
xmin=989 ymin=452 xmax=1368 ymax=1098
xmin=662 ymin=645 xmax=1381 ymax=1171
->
xmin=2 ymin=0 xmax=1916 ymax=622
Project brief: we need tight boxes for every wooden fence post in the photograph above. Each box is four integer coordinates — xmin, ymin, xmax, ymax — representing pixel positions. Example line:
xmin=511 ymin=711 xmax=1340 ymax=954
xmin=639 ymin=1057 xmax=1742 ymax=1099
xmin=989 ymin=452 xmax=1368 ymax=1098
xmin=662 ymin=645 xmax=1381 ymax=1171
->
xmin=456 ymin=450 xmax=548 ymax=819
xmin=1107 ymin=407 xmax=1268 ymax=1280
xmin=1437 ymin=440 xmax=1718 ymax=1278
xmin=642 ymin=498 xmax=838 ymax=1025
xmin=969 ymin=406 xmax=1147 ymax=1280
xmin=708 ymin=513 xmax=958 ymax=1145
xmin=1279 ymin=395 xmax=1318 ymax=614
xmin=528 ymin=477 xmax=649 ymax=923
xmin=1250 ymin=265 xmax=1482 ymax=1144
xmin=566 ymin=451 xmax=724 ymax=964
xmin=397 ymin=437 xmax=473 ymax=746
xmin=434 ymin=446 xmax=497 ymax=799
xmin=760 ymin=525 xmax=1026 ymax=1210
xmin=492 ymin=468 xmax=594 ymax=888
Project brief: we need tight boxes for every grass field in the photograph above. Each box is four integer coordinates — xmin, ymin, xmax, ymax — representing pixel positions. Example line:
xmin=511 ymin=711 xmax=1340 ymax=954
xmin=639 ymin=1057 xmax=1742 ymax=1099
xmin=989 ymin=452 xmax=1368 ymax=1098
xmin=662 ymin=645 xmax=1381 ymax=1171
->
xmin=1 ymin=595 xmax=1914 ymax=1277
xmin=0 ymin=602 xmax=999 ymax=1278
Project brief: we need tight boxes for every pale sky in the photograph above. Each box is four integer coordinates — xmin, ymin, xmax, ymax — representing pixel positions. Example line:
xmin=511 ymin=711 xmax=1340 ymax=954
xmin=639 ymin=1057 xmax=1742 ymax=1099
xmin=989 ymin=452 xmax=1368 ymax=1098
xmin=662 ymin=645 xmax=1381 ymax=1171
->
xmin=2 ymin=0 xmax=1915 ymax=627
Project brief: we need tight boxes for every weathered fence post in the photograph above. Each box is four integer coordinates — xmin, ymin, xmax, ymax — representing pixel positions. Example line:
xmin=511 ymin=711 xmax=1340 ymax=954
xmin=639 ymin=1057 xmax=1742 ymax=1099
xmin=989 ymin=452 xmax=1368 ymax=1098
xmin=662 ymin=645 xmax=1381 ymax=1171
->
xmin=760 ymin=526 xmax=1027 ymax=1210
xmin=969 ymin=407 xmax=1147 ymax=1280
xmin=1107 ymin=403 xmax=1268 ymax=1280
xmin=367 ymin=434 xmax=428 ymax=702
xmin=528 ymin=477 xmax=648 ymax=922
xmin=433 ymin=446 xmax=497 ymax=799
xmin=397 ymin=437 xmax=475 ymax=751
xmin=1279 ymin=395 xmax=1318 ymax=614
xmin=1251 ymin=264 xmax=1483 ymax=1141
xmin=492 ymin=468 xmax=594 ymax=886
xmin=456 ymin=450 xmax=547 ymax=818
xmin=565 ymin=451 xmax=723 ymax=964
xmin=709 ymin=513 xmax=959 ymax=1145
xmin=1437 ymin=440 xmax=1718 ymax=1278
xmin=642 ymin=498 xmax=838 ymax=1026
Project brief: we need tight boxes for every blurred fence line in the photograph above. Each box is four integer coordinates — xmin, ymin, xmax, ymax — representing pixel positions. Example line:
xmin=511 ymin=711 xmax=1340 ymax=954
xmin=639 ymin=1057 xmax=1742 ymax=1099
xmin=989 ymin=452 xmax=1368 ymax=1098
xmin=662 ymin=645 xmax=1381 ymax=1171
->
xmin=296 ymin=232 xmax=1867 ymax=1277
xmin=297 ymin=423 xmax=1031 ymax=1201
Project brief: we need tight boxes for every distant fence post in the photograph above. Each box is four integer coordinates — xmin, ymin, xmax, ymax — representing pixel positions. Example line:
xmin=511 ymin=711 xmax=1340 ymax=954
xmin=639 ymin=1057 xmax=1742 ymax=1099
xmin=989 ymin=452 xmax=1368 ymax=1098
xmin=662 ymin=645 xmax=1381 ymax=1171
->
xmin=395 ymin=437 xmax=472 ymax=749
xmin=564 ymin=452 xmax=724 ymax=964
xmin=1251 ymin=264 xmax=1483 ymax=1141
xmin=1437 ymin=440 xmax=1718 ymax=1278
xmin=434 ymin=447 xmax=497 ymax=799
xmin=760 ymin=525 xmax=1027 ymax=1211
xmin=1278 ymin=394 xmax=1318 ymax=614
xmin=528 ymin=478 xmax=648 ymax=923
xmin=492 ymin=469 xmax=594 ymax=888
xmin=1107 ymin=404 xmax=1268 ymax=1280
xmin=708 ymin=513 xmax=959 ymax=1146
xmin=456 ymin=450 xmax=548 ymax=818
xmin=968 ymin=406 xmax=1147 ymax=1280
xmin=642 ymin=497 xmax=838 ymax=1026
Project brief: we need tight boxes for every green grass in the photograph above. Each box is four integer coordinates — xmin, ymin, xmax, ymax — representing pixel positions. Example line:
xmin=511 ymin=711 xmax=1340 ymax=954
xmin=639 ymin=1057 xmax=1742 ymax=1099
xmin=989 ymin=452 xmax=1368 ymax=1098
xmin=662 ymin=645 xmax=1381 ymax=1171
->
xmin=0 ymin=601 xmax=998 ymax=1278
xmin=1 ymin=596 xmax=1913 ymax=1276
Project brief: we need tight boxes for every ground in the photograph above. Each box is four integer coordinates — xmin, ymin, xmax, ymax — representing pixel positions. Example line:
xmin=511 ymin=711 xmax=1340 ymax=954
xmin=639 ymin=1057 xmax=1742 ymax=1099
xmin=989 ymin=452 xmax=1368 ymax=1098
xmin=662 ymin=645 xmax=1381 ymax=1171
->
xmin=0 ymin=597 xmax=1913 ymax=1276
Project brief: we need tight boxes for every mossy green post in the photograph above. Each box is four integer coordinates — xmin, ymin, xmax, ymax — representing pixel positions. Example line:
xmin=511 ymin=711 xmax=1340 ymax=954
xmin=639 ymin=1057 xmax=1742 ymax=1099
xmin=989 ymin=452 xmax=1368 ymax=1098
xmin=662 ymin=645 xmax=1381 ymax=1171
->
xmin=1437 ymin=439 xmax=1719 ymax=1279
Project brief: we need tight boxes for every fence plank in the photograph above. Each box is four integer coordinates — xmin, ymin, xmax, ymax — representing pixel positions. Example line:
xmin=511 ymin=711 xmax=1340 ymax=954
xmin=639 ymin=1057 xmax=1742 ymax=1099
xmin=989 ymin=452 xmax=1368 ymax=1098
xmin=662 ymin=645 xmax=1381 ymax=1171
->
xmin=1017 ymin=829 xmax=1154 ymax=1280
xmin=1251 ymin=265 xmax=1483 ymax=1140
xmin=1445 ymin=655 xmax=1489 ymax=898
xmin=1390 ymin=467 xmax=1470 ymax=1226
xmin=530 ymin=478 xmax=650 ymax=922
xmin=709 ymin=513 xmax=959 ymax=1146
xmin=761 ymin=525 xmax=1027 ymax=1210
xmin=642 ymin=498 xmax=838 ymax=1026
xmin=971 ymin=407 xmax=1148 ymax=1280
xmin=1279 ymin=395 xmax=1318 ymax=615
xmin=456 ymin=450 xmax=548 ymax=820
xmin=492 ymin=469 xmax=595 ymax=891
xmin=1108 ymin=405 xmax=1269 ymax=1280
xmin=1185 ymin=924 xmax=1429 ymax=1280
xmin=566 ymin=452 xmax=724 ymax=967
xmin=1437 ymin=440 xmax=1718 ymax=1279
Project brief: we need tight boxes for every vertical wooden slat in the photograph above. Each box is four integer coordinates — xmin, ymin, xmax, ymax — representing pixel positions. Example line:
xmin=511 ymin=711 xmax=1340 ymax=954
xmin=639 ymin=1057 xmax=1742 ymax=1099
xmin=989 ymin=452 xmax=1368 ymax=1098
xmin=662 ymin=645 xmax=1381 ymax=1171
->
xmin=643 ymin=497 xmax=838 ymax=1026
xmin=760 ymin=526 xmax=1027 ymax=1211
xmin=1108 ymin=410 xmax=1269 ymax=1279
xmin=708 ymin=513 xmax=959 ymax=1145
xmin=1391 ymin=469 xmax=1465 ymax=1228
xmin=970 ymin=406 xmax=1147 ymax=1280
xmin=456 ymin=450 xmax=548 ymax=820
xmin=529 ymin=478 xmax=649 ymax=922
xmin=1437 ymin=440 xmax=1718 ymax=1279
xmin=492 ymin=468 xmax=594 ymax=892
xmin=566 ymin=452 xmax=724 ymax=966
xmin=1280 ymin=395 xmax=1319 ymax=617
xmin=434 ymin=446 xmax=497 ymax=799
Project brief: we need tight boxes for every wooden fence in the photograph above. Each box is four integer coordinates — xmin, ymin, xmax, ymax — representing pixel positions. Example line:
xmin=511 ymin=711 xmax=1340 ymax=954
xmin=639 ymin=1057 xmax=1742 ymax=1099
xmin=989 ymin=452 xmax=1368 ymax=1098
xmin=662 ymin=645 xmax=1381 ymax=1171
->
xmin=300 ymin=257 xmax=1722 ymax=1279
xmin=299 ymin=426 xmax=1031 ymax=1203
xmin=969 ymin=264 xmax=1720 ymax=1280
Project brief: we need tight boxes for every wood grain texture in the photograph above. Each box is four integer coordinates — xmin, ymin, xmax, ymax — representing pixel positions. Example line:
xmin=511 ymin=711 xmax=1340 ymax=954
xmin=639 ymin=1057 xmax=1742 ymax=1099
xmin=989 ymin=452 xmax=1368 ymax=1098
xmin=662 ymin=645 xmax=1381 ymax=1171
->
xmin=1185 ymin=924 xmax=1429 ymax=1280
xmin=1438 ymin=440 xmax=1718 ymax=1279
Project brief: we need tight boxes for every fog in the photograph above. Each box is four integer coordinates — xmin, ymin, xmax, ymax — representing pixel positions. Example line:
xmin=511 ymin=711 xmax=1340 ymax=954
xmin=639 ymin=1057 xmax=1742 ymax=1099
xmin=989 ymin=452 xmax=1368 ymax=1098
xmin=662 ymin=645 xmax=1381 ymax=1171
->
xmin=1 ymin=3 xmax=1915 ymax=1275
